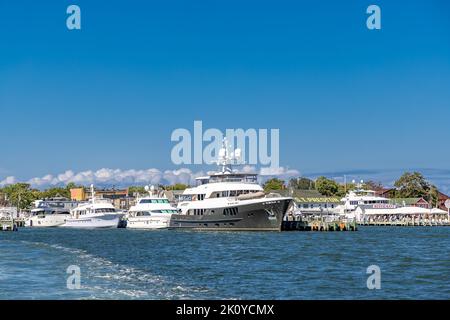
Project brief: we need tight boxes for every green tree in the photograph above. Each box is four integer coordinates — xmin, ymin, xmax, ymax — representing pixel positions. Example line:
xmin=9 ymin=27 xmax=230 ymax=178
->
xmin=394 ymin=172 xmax=430 ymax=199
xmin=288 ymin=177 xmax=315 ymax=190
xmin=263 ymin=178 xmax=285 ymax=191
xmin=39 ymin=187 xmax=71 ymax=199
xmin=429 ymin=185 xmax=439 ymax=207
xmin=1 ymin=183 xmax=37 ymax=209
xmin=364 ymin=180 xmax=384 ymax=191
xmin=128 ymin=186 xmax=147 ymax=195
xmin=337 ymin=182 xmax=357 ymax=197
xmin=315 ymin=176 xmax=339 ymax=196
xmin=164 ymin=184 xmax=189 ymax=191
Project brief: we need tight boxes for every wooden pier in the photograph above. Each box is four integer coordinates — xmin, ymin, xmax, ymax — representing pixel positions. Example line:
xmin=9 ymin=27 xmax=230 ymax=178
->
xmin=358 ymin=220 xmax=450 ymax=227
xmin=282 ymin=217 xmax=357 ymax=231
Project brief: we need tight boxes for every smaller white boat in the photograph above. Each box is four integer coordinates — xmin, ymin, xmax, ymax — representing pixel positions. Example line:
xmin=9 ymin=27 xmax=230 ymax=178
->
xmin=0 ymin=207 xmax=17 ymax=219
xmin=0 ymin=207 xmax=17 ymax=231
xmin=126 ymin=185 xmax=178 ymax=230
xmin=63 ymin=185 xmax=123 ymax=228
xmin=25 ymin=197 xmax=78 ymax=227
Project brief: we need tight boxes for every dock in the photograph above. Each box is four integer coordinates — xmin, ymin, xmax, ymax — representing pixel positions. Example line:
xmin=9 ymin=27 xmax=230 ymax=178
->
xmin=282 ymin=216 xmax=357 ymax=231
xmin=358 ymin=220 xmax=450 ymax=227
xmin=0 ymin=219 xmax=18 ymax=231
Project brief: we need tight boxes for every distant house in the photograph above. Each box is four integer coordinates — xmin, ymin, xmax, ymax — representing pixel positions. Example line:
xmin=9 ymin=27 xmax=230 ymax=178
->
xmin=375 ymin=188 xmax=396 ymax=198
xmin=276 ymin=189 xmax=341 ymax=214
xmin=294 ymin=196 xmax=341 ymax=213
xmin=390 ymin=197 xmax=430 ymax=209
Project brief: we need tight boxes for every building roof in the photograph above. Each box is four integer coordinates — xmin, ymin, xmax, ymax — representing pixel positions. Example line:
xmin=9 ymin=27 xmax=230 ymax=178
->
xmin=390 ymin=198 xmax=428 ymax=206
xmin=438 ymin=192 xmax=449 ymax=200
xmin=273 ymin=189 xmax=341 ymax=203
xmin=294 ymin=197 xmax=341 ymax=203
xmin=275 ymin=189 xmax=324 ymax=198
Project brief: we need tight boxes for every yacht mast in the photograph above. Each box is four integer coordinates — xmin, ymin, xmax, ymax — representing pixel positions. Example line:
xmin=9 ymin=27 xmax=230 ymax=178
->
xmin=90 ymin=184 xmax=95 ymax=205
xmin=216 ymin=138 xmax=242 ymax=174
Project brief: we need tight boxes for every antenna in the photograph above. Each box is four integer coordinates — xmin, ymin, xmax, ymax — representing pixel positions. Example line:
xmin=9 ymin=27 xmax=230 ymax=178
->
xmin=215 ymin=138 xmax=245 ymax=173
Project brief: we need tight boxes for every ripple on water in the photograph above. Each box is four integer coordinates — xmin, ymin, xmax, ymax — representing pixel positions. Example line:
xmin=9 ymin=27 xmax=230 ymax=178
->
xmin=0 ymin=227 xmax=449 ymax=299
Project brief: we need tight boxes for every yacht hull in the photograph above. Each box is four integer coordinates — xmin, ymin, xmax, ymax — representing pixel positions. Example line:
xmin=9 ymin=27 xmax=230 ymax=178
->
xmin=169 ymin=198 xmax=292 ymax=231
xmin=25 ymin=214 xmax=70 ymax=227
xmin=63 ymin=214 xmax=121 ymax=228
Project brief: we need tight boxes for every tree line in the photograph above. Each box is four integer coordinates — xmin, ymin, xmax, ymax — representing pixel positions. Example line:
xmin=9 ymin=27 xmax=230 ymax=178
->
xmin=263 ymin=172 xmax=441 ymax=207
xmin=0 ymin=172 xmax=441 ymax=209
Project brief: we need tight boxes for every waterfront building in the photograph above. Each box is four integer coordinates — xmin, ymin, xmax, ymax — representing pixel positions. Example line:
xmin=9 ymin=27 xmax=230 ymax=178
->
xmin=70 ymin=187 xmax=135 ymax=210
xmin=275 ymin=189 xmax=340 ymax=215
xmin=438 ymin=192 xmax=450 ymax=211
xmin=390 ymin=198 xmax=430 ymax=209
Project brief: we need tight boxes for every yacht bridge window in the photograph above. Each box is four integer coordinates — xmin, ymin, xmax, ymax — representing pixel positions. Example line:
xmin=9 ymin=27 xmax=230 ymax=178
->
xmin=208 ymin=174 xmax=258 ymax=184
xmin=139 ymin=199 xmax=169 ymax=204
xmin=211 ymin=190 xmax=255 ymax=198
xmin=94 ymin=208 xmax=116 ymax=213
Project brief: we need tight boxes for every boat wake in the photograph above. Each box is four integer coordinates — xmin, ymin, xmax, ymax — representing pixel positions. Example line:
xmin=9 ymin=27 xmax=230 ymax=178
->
xmin=11 ymin=240 xmax=213 ymax=299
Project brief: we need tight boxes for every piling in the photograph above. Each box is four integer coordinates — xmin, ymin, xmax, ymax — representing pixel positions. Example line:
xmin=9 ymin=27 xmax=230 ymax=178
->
xmin=282 ymin=216 xmax=357 ymax=232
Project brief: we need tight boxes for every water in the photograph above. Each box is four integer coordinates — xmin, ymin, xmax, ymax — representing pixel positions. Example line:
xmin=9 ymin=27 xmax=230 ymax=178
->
xmin=0 ymin=227 xmax=449 ymax=300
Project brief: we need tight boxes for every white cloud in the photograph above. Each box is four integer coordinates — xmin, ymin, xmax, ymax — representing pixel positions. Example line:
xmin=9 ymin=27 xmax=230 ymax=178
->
xmin=2 ymin=167 xmax=450 ymax=194
xmin=0 ymin=166 xmax=302 ymax=189
xmin=0 ymin=176 xmax=17 ymax=187
xmin=260 ymin=166 xmax=300 ymax=177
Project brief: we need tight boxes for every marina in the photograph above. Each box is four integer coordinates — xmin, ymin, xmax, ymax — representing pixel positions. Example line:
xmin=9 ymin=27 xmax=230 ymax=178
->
xmin=2 ymin=174 xmax=449 ymax=232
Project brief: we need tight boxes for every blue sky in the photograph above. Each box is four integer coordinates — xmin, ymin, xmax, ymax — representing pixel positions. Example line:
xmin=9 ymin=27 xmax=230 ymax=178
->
xmin=1 ymin=1 xmax=450 ymax=191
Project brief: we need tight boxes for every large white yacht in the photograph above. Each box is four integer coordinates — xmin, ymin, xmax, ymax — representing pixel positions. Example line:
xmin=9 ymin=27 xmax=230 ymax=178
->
xmin=126 ymin=185 xmax=179 ymax=229
xmin=63 ymin=185 xmax=123 ymax=228
xmin=25 ymin=197 xmax=79 ymax=227
xmin=169 ymin=140 xmax=293 ymax=231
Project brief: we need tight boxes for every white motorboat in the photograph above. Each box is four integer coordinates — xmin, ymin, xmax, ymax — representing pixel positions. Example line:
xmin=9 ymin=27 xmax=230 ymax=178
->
xmin=63 ymin=185 xmax=123 ymax=228
xmin=25 ymin=197 xmax=79 ymax=227
xmin=126 ymin=186 xmax=178 ymax=229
